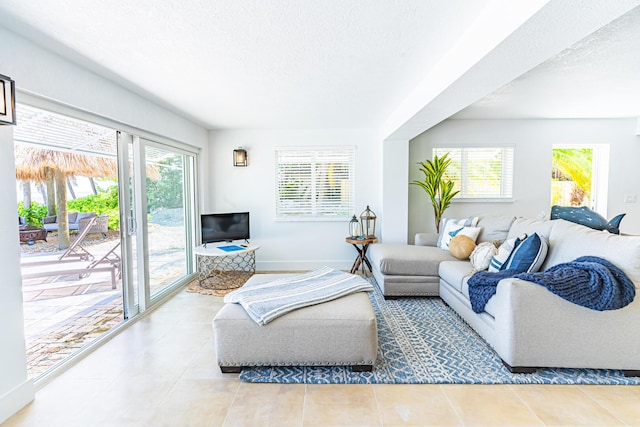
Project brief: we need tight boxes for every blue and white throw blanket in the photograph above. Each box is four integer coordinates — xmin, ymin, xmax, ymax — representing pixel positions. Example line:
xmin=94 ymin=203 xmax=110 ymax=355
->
xmin=467 ymin=256 xmax=635 ymax=313
xmin=224 ymin=267 xmax=374 ymax=325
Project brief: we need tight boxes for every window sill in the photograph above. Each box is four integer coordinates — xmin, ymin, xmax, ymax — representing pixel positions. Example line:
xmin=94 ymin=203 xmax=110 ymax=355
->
xmin=452 ymin=198 xmax=514 ymax=203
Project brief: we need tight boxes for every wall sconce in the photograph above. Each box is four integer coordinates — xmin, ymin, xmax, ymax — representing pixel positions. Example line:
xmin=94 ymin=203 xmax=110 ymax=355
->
xmin=0 ymin=74 xmax=16 ymax=126
xmin=233 ymin=147 xmax=248 ymax=167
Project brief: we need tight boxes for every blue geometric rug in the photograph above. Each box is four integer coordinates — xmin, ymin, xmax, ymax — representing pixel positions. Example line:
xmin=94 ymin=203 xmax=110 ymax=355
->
xmin=240 ymin=278 xmax=640 ymax=384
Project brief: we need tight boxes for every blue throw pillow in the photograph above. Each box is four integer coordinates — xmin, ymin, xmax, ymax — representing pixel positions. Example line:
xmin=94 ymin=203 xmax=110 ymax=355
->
xmin=488 ymin=236 xmax=523 ymax=272
xmin=504 ymin=232 xmax=549 ymax=273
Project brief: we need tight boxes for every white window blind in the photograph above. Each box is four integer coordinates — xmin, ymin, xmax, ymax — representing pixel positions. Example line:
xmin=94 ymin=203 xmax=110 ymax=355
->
xmin=275 ymin=147 xmax=355 ymax=220
xmin=433 ymin=146 xmax=514 ymax=199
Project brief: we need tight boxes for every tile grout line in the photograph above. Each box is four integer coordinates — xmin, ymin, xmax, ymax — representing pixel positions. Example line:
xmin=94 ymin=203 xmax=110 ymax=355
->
xmin=508 ymin=384 xmax=550 ymax=426
xmin=576 ymin=385 xmax=629 ymax=427
xmin=371 ymin=384 xmax=384 ymax=427
xmin=438 ymin=384 xmax=465 ymax=426
xmin=220 ymin=379 xmax=242 ymax=427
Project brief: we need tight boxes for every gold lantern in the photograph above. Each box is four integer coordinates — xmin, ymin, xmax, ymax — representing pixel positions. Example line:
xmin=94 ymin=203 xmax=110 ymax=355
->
xmin=359 ymin=205 xmax=377 ymax=238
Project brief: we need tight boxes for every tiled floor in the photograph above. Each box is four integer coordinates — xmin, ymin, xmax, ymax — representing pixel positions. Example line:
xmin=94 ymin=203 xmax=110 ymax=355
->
xmin=5 ymin=289 xmax=640 ymax=427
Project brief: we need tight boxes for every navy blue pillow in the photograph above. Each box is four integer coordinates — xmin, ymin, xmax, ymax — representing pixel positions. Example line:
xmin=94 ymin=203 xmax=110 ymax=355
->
xmin=504 ymin=233 xmax=549 ymax=273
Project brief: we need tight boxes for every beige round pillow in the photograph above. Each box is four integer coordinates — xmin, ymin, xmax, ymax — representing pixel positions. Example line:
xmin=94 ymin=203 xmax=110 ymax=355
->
xmin=470 ymin=241 xmax=499 ymax=271
xmin=449 ymin=235 xmax=476 ymax=260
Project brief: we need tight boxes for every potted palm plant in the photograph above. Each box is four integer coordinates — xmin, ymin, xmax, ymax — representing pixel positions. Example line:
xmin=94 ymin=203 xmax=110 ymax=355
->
xmin=411 ymin=153 xmax=459 ymax=233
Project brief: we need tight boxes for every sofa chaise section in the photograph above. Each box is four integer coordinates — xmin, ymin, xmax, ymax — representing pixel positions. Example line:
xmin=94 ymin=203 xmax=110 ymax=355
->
xmin=369 ymin=215 xmax=516 ymax=298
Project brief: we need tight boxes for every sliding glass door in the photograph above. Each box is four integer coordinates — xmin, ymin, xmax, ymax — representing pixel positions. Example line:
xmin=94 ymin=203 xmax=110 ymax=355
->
xmin=118 ymin=135 xmax=196 ymax=314
xmin=144 ymin=141 xmax=195 ymax=298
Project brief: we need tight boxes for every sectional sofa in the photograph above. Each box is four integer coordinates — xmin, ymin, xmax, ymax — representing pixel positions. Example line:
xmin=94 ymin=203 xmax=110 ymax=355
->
xmin=43 ymin=211 xmax=108 ymax=236
xmin=368 ymin=215 xmax=640 ymax=374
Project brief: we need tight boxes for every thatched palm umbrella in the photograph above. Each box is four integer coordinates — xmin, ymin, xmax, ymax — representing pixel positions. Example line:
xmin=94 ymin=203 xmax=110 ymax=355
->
xmin=15 ymin=145 xmax=119 ymax=249
xmin=15 ymin=145 xmax=160 ymax=249
xmin=15 ymin=145 xmax=119 ymax=182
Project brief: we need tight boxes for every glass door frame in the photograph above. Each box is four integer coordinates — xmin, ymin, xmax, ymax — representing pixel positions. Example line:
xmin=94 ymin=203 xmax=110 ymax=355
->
xmin=118 ymin=133 xmax=198 ymax=316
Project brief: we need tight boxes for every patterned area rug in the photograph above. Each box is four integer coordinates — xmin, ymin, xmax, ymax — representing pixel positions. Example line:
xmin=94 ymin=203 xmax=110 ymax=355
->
xmin=240 ymin=278 xmax=640 ymax=384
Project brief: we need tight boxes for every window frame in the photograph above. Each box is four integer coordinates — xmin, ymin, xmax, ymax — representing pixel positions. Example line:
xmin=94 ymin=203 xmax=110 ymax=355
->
xmin=275 ymin=146 xmax=356 ymax=221
xmin=433 ymin=145 xmax=514 ymax=202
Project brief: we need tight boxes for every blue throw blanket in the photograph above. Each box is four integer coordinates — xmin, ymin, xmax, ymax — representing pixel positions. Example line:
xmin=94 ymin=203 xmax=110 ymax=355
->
xmin=467 ymin=256 xmax=635 ymax=313
xmin=224 ymin=267 xmax=374 ymax=325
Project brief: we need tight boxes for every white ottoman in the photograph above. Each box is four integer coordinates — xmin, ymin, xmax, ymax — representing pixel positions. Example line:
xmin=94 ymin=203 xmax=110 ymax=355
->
xmin=213 ymin=274 xmax=378 ymax=372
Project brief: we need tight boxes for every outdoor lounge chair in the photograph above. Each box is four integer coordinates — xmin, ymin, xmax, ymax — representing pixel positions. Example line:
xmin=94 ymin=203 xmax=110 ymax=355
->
xmin=21 ymin=262 xmax=118 ymax=289
xmin=58 ymin=216 xmax=98 ymax=261
xmin=20 ymin=217 xmax=121 ymax=289
xmin=88 ymin=241 xmax=122 ymax=280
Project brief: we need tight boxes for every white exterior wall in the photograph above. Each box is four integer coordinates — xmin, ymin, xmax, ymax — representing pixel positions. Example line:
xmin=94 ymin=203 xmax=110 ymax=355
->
xmin=409 ymin=118 xmax=640 ymax=241
xmin=208 ymin=129 xmax=382 ymax=271
xmin=0 ymin=27 xmax=208 ymax=422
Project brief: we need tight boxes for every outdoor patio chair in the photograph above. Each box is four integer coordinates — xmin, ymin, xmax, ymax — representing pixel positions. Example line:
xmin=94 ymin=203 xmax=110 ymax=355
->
xmin=20 ymin=216 xmax=122 ymax=289
xmin=58 ymin=216 xmax=98 ymax=261
xmin=21 ymin=261 xmax=118 ymax=289
xmin=88 ymin=241 xmax=121 ymax=280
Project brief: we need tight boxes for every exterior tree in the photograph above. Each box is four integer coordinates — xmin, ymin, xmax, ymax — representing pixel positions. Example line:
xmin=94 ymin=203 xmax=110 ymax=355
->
xmin=551 ymin=148 xmax=592 ymax=207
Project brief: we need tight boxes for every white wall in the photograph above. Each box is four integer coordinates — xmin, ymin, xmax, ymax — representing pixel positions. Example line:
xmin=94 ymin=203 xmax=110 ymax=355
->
xmin=409 ymin=118 xmax=640 ymax=241
xmin=208 ymin=129 xmax=381 ymax=271
xmin=381 ymin=139 xmax=409 ymax=243
xmin=0 ymin=127 xmax=33 ymax=424
xmin=0 ymin=26 xmax=208 ymax=422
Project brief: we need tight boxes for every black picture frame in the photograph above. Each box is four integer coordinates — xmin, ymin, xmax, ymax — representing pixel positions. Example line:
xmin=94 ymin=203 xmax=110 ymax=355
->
xmin=0 ymin=74 xmax=16 ymax=125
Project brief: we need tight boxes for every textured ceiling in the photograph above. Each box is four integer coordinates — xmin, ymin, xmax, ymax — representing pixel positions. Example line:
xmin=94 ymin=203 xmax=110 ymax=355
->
xmin=0 ymin=0 xmax=490 ymax=129
xmin=0 ymin=0 xmax=639 ymax=133
xmin=454 ymin=4 xmax=640 ymax=120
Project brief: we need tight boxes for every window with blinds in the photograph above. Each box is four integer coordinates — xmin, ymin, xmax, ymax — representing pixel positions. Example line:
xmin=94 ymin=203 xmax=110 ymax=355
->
xmin=275 ymin=147 xmax=355 ymax=220
xmin=433 ymin=146 xmax=514 ymax=199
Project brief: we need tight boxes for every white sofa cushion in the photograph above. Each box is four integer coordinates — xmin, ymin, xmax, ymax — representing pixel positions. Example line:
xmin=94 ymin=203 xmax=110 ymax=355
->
xmin=369 ymin=243 xmax=456 ymax=277
xmin=544 ymin=219 xmax=640 ymax=284
xmin=476 ymin=215 xmax=516 ymax=243
xmin=439 ymin=261 xmax=473 ymax=293
xmin=507 ymin=217 xmax=555 ymax=241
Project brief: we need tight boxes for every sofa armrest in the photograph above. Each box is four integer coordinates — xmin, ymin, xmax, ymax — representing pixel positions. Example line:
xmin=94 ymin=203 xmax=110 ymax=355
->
xmin=491 ymin=278 xmax=640 ymax=370
xmin=415 ymin=233 xmax=439 ymax=247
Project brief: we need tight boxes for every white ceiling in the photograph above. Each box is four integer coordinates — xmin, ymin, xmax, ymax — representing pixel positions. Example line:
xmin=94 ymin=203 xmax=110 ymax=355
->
xmin=453 ymin=4 xmax=640 ymax=120
xmin=0 ymin=0 xmax=639 ymax=135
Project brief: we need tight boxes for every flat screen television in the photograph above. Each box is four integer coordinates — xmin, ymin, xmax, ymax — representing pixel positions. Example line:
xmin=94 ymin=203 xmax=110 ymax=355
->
xmin=200 ymin=212 xmax=250 ymax=244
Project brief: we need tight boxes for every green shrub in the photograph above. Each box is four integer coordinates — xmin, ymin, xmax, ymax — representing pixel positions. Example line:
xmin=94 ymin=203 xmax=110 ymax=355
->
xmin=18 ymin=185 xmax=121 ymax=230
xmin=17 ymin=201 xmax=48 ymax=226
xmin=68 ymin=186 xmax=120 ymax=230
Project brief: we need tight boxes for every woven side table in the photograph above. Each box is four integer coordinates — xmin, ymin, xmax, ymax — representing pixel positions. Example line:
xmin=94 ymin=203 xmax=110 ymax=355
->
xmin=194 ymin=243 xmax=259 ymax=296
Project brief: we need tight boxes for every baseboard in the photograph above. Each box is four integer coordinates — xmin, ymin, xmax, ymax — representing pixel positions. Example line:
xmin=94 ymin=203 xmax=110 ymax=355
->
xmin=256 ymin=260 xmax=353 ymax=272
xmin=0 ymin=378 xmax=34 ymax=424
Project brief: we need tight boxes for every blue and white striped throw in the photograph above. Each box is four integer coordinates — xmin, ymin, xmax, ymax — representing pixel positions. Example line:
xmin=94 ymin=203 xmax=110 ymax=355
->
xmin=223 ymin=267 xmax=374 ymax=325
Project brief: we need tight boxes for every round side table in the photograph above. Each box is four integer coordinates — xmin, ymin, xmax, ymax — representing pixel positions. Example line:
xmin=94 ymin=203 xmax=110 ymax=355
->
xmin=345 ymin=237 xmax=378 ymax=276
xmin=194 ymin=243 xmax=260 ymax=295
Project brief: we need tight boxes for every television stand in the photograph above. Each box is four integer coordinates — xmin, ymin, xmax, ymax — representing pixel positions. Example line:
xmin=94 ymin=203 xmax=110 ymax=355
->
xmin=194 ymin=243 xmax=260 ymax=295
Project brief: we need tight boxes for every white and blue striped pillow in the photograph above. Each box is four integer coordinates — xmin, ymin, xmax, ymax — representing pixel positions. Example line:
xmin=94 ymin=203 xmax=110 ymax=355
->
xmin=488 ymin=236 xmax=523 ymax=272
